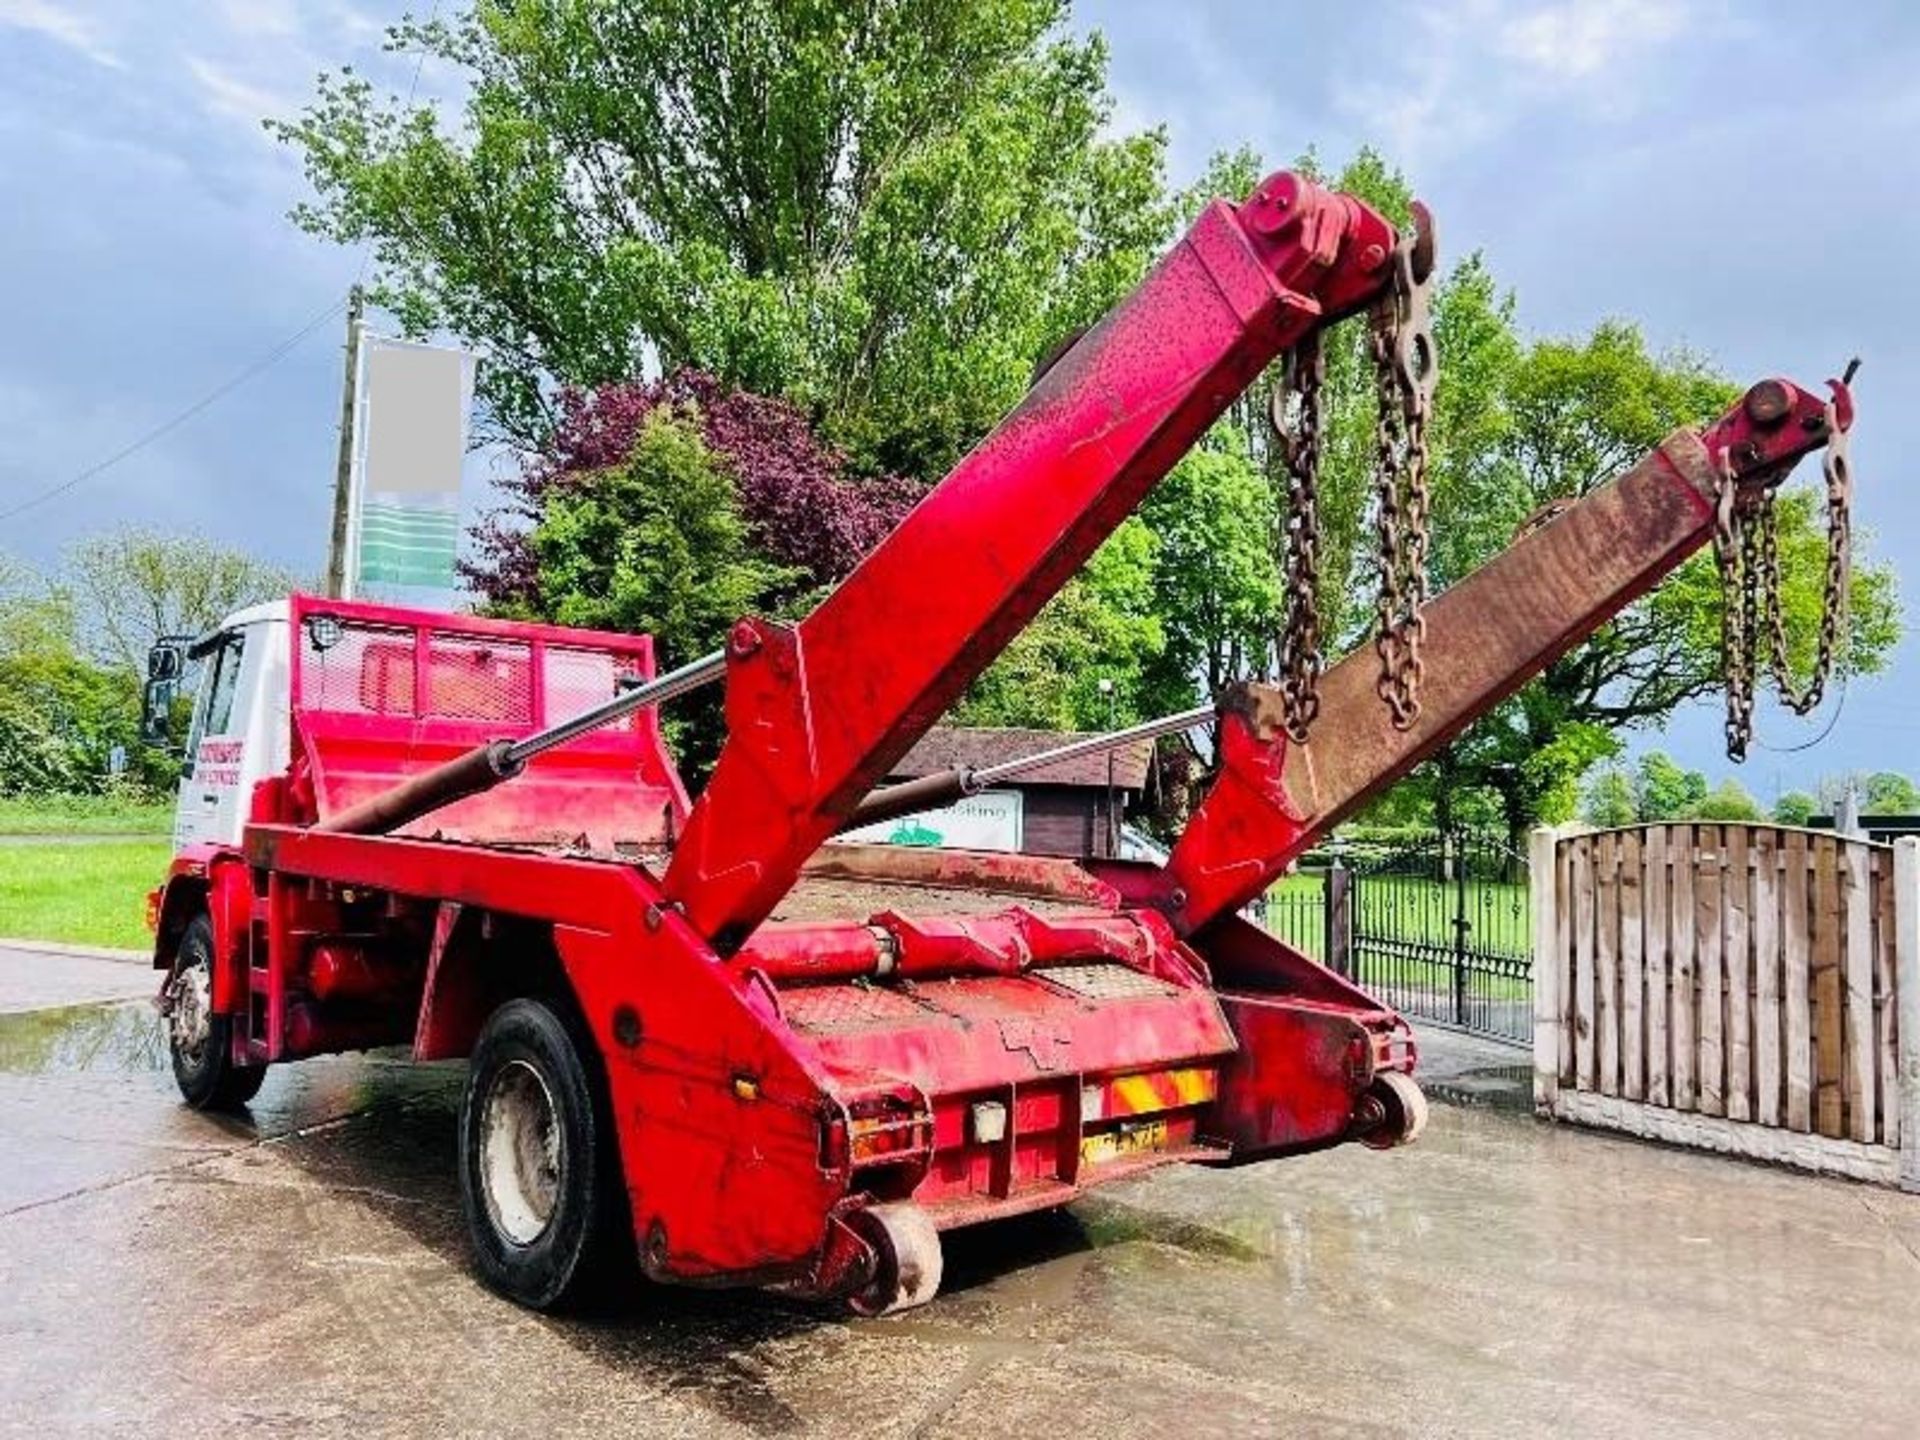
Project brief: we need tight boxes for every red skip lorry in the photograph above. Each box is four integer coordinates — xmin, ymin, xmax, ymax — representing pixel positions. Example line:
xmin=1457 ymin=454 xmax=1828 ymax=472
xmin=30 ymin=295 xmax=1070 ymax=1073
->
xmin=138 ymin=170 xmax=1852 ymax=1314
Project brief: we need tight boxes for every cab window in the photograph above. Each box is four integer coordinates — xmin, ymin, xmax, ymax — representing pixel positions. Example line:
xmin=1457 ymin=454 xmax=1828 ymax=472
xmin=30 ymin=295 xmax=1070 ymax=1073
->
xmin=184 ymin=632 xmax=246 ymax=772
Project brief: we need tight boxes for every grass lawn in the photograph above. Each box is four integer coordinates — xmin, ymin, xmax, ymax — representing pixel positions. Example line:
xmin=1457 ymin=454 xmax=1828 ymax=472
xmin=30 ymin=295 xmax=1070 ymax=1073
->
xmin=0 ymin=793 xmax=172 ymax=836
xmin=0 ymin=841 xmax=168 ymax=950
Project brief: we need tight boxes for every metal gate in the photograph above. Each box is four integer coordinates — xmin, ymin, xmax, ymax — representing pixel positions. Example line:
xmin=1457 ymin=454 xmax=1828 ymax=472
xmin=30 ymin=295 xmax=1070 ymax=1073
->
xmin=1344 ymin=831 xmax=1532 ymax=1043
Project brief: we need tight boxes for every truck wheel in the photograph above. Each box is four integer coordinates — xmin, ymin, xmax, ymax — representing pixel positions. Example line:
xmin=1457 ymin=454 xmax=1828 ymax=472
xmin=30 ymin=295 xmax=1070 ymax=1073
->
xmin=458 ymin=997 xmax=622 ymax=1311
xmin=164 ymin=914 xmax=265 ymax=1110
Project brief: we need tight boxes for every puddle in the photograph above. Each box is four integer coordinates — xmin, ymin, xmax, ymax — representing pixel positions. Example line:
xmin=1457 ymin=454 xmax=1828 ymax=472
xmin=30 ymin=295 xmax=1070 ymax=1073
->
xmin=1072 ymin=1192 xmax=1267 ymax=1262
xmin=1422 ymin=1063 xmax=1532 ymax=1113
xmin=0 ymin=999 xmax=168 ymax=1076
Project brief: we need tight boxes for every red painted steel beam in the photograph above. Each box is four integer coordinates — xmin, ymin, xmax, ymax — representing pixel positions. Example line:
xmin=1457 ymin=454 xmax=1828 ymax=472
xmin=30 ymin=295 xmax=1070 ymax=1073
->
xmin=1161 ymin=375 xmax=1854 ymax=933
xmin=666 ymin=172 xmax=1404 ymax=951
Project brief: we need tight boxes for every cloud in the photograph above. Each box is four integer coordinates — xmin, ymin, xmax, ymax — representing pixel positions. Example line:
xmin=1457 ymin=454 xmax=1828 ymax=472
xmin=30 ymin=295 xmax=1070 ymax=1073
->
xmin=212 ymin=0 xmax=302 ymax=39
xmin=1496 ymin=0 xmax=1690 ymax=79
xmin=186 ymin=55 xmax=301 ymax=132
xmin=1330 ymin=0 xmax=1695 ymax=165
xmin=0 ymin=0 xmax=123 ymax=69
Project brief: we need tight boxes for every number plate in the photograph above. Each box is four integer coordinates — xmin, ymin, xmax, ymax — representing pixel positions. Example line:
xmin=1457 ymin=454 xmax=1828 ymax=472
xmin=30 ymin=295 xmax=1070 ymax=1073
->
xmin=1080 ymin=1119 xmax=1169 ymax=1166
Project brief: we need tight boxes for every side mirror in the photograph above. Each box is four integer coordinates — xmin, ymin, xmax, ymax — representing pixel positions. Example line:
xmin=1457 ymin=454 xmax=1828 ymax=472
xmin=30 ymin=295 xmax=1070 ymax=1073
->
xmin=147 ymin=640 xmax=184 ymax=683
xmin=140 ymin=677 xmax=177 ymax=747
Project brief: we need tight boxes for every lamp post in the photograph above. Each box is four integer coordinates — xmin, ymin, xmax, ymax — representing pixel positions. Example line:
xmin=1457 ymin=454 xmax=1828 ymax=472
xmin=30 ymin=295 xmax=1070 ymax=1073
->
xmin=1098 ymin=677 xmax=1117 ymax=858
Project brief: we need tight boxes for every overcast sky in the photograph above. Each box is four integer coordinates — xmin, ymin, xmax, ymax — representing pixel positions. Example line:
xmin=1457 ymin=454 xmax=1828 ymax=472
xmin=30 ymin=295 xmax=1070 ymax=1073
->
xmin=1 ymin=0 xmax=1914 ymax=798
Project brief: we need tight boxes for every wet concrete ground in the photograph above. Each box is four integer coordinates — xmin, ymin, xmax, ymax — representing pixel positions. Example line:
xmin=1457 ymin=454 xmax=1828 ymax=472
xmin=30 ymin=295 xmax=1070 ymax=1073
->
xmin=2 ymin=970 xmax=1917 ymax=1438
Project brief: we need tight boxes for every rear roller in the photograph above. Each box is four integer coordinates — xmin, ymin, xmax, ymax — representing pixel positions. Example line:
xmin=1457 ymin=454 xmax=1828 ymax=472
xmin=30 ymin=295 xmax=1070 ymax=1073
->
xmin=1356 ymin=1070 xmax=1428 ymax=1150
xmin=843 ymin=1202 xmax=943 ymax=1317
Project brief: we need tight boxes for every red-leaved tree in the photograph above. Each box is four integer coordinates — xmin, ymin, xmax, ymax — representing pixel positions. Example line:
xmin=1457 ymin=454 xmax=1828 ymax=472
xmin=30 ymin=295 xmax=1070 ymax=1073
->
xmin=464 ymin=371 xmax=924 ymax=611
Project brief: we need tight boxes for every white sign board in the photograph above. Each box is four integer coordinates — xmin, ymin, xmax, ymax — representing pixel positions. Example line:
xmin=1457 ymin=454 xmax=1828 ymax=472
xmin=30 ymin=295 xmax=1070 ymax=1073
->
xmin=348 ymin=335 xmax=477 ymax=607
xmin=835 ymin=789 xmax=1024 ymax=853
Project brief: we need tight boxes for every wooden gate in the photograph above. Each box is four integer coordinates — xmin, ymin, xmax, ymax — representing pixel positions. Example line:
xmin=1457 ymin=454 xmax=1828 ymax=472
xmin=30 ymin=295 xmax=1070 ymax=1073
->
xmin=1532 ymin=824 xmax=1920 ymax=1189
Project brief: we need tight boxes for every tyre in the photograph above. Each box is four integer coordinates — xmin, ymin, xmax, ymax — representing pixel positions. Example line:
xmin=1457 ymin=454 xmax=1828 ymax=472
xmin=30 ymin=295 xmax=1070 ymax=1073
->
xmin=164 ymin=914 xmax=266 ymax=1110
xmin=457 ymin=996 xmax=625 ymax=1310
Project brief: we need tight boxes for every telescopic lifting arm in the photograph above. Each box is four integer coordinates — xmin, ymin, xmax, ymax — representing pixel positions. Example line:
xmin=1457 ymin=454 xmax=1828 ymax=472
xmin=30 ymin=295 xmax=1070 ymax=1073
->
xmin=663 ymin=171 xmax=1407 ymax=952
xmin=1156 ymin=374 xmax=1852 ymax=934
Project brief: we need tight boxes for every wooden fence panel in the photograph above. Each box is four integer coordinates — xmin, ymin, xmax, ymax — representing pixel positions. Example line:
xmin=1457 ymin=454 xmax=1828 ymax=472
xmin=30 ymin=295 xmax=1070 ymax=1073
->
xmin=1875 ymin=848 xmax=1899 ymax=1147
xmin=1558 ymin=837 xmax=1576 ymax=1086
xmin=1597 ymin=831 xmax=1619 ymax=1098
xmin=1574 ymin=834 xmax=1596 ymax=1090
xmin=1726 ymin=826 xmax=1752 ymax=1123
xmin=1645 ymin=826 xmax=1670 ymax=1108
xmin=1670 ymin=825 xmax=1696 ymax=1112
xmin=1696 ymin=826 xmax=1725 ymax=1118
xmin=1784 ymin=828 xmax=1812 ymax=1132
xmin=1541 ymin=823 xmax=1908 ymax=1187
xmin=1814 ymin=835 xmax=1844 ymax=1138
xmin=1844 ymin=843 xmax=1875 ymax=1144
xmin=1753 ymin=829 xmax=1780 ymax=1127
xmin=1621 ymin=830 xmax=1644 ymax=1101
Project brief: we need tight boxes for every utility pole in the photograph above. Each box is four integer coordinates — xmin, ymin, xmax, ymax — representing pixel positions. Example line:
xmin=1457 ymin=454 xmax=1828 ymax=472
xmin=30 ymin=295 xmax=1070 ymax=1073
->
xmin=325 ymin=285 xmax=365 ymax=599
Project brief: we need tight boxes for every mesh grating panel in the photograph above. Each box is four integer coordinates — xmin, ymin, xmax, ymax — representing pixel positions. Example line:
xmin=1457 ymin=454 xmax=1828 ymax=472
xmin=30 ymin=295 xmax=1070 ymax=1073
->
xmin=1037 ymin=963 xmax=1177 ymax=1001
xmin=914 ymin=977 xmax=1073 ymax=1022
xmin=302 ymin=618 xmax=543 ymax=724
xmin=781 ymin=984 xmax=940 ymax=1034
xmin=425 ymin=635 xmax=532 ymax=723
xmin=546 ymin=646 xmax=638 ymax=731
xmin=303 ymin=622 xmax=415 ymax=716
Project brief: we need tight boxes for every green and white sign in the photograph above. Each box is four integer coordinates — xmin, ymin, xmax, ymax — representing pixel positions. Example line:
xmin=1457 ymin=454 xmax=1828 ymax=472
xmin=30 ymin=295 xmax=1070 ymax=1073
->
xmin=347 ymin=334 xmax=477 ymax=606
xmin=836 ymin=789 xmax=1024 ymax=853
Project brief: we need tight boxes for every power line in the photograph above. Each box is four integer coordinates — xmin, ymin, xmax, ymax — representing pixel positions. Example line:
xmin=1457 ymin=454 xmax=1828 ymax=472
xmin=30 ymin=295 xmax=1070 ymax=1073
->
xmin=0 ymin=296 xmax=347 ymax=525
xmin=2 ymin=1 xmax=444 ymax=530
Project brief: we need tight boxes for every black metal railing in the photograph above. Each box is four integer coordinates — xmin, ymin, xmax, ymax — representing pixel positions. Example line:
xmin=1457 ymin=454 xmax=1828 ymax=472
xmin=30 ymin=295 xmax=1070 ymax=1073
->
xmin=1263 ymin=861 xmax=1329 ymax=961
xmin=1265 ymin=831 xmax=1531 ymax=1044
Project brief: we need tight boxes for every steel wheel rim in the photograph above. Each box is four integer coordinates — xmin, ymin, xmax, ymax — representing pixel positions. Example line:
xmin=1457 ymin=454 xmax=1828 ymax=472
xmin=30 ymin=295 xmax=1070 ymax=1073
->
xmin=479 ymin=1058 xmax=562 ymax=1246
xmin=164 ymin=948 xmax=212 ymax=1066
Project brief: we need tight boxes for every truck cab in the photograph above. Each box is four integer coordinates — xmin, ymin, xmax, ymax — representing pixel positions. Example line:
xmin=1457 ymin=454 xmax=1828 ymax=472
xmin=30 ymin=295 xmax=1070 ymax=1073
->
xmin=153 ymin=602 xmax=291 ymax=851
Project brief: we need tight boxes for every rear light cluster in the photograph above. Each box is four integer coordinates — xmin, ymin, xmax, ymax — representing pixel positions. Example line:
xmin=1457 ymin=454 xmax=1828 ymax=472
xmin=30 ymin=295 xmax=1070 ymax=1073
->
xmin=821 ymin=1094 xmax=933 ymax=1170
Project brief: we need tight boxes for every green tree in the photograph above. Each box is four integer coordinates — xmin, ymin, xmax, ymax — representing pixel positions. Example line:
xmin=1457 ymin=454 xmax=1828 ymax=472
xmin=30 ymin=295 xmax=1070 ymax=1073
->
xmin=1864 ymin=771 xmax=1920 ymax=815
xmin=514 ymin=410 xmax=792 ymax=662
xmin=951 ymin=519 xmax=1165 ymax=731
xmin=1150 ymin=147 xmax=1899 ymax=844
xmin=499 ymin=409 xmax=796 ymax=778
xmin=1772 ymin=790 xmax=1818 ymax=826
xmin=1636 ymin=751 xmax=1708 ymax=821
xmin=274 ymin=0 xmax=1169 ymax=477
xmin=1138 ymin=440 xmax=1281 ymax=703
xmin=1582 ymin=766 xmax=1639 ymax=828
xmin=0 ymin=559 xmax=170 ymax=795
xmin=1410 ymin=322 xmax=1894 ymax=841
xmin=67 ymin=527 xmax=298 ymax=674
xmin=1694 ymin=777 xmax=1766 ymax=822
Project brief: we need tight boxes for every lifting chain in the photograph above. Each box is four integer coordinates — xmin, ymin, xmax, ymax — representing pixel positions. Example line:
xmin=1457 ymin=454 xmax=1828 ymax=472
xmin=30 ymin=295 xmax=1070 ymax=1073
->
xmin=1370 ymin=227 xmax=1438 ymax=732
xmin=1273 ymin=330 xmax=1326 ymax=742
xmin=1267 ymin=210 xmax=1438 ymax=742
xmin=1715 ymin=395 xmax=1853 ymax=762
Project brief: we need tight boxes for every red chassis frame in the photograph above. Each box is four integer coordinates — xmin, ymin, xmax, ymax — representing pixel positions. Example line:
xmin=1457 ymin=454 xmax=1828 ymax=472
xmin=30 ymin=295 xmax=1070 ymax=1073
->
xmin=149 ymin=168 xmax=1851 ymax=1302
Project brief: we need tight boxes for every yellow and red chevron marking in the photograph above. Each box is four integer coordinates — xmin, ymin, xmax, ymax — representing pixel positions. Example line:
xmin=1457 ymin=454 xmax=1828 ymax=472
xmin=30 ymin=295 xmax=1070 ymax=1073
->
xmin=1104 ymin=1067 xmax=1217 ymax=1119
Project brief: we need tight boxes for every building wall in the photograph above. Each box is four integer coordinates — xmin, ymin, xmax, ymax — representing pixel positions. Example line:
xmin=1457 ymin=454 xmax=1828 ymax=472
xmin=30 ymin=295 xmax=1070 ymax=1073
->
xmin=1019 ymin=784 xmax=1121 ymax=859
